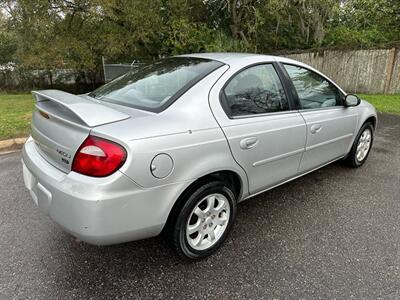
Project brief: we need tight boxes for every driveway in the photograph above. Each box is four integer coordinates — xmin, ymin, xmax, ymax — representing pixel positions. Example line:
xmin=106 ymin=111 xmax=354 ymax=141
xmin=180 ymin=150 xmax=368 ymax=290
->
xmin=1 ymin=113 xmax=399 ymax=299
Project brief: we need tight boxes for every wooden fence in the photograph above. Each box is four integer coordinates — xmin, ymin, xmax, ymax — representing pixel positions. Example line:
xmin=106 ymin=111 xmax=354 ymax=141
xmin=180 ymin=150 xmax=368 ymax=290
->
xmin=285 ymin=47 xmax=399 ymax=94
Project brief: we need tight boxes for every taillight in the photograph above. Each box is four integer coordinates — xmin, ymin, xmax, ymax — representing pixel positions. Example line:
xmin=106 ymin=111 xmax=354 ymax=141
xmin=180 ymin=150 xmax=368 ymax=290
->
xmin=72 ymin=136 xmax=127 ymax=177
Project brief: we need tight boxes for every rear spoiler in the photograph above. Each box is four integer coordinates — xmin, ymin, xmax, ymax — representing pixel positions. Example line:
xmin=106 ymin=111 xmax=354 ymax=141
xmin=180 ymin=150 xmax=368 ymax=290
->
xmin=32 ymin=90 xmax=130 ymax=127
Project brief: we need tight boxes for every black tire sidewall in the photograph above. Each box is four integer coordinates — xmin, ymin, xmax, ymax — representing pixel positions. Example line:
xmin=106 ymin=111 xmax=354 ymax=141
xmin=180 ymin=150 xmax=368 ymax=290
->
xmin=173 ymin=181 xmax=237 ymax=260
xmin=348 ymin=122 xmax=374 ymax=167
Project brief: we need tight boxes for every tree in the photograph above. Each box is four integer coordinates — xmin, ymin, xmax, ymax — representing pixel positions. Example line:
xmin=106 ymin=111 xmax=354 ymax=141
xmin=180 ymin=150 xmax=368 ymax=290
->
xmin=0 ymin=10 xmax=16 ymax=64
xmin=0 ymin=0 xmax=398 ymax=90
xmin=324 ymin=0 xmax=400 ymax=47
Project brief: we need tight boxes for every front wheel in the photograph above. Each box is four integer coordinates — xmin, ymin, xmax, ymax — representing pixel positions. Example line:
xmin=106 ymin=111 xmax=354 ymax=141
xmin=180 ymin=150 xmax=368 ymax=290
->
xmin=346 ymin=122 xmax=374 ymax=168
xmin=170 ymin=181 xmax=237 ymax=261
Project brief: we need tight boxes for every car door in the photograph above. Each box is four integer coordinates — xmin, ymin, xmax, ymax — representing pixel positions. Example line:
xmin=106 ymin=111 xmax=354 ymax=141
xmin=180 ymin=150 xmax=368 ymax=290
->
xmin=215 ymin=63 xmax=307 ymax=194
xmin=282 ymin=63 xmax=358 ymax=172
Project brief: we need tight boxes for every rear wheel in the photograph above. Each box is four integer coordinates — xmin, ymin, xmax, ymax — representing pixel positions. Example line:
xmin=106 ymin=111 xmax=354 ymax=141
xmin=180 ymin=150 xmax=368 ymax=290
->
xmin=170 ymin=181 xmax=236 ymax=260
xmin=346 ymin=122 xmax=374 ymax=168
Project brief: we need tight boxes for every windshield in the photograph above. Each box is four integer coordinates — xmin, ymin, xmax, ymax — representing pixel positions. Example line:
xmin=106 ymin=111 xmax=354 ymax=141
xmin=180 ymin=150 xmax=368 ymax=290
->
xmin=89 ymin=57 xmax=224 ymax=112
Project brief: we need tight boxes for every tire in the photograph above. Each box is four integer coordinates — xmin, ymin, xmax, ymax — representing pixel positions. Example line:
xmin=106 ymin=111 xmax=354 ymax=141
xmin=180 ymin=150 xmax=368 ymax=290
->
xmin=169 ymin=181 xmax=237 ymax=261
xmin=346 ymin=122 xmax=374 ymax=168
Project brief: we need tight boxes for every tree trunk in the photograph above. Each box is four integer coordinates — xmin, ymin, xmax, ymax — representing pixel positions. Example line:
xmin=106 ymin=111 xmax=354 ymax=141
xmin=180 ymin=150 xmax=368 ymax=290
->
xmin=230 ymin=0 xmax=240 ymax=40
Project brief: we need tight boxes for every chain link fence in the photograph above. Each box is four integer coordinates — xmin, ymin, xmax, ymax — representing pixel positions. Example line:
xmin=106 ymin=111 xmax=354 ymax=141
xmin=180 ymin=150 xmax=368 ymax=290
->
xmin=102 ymin=57 xmax=144 ymax=83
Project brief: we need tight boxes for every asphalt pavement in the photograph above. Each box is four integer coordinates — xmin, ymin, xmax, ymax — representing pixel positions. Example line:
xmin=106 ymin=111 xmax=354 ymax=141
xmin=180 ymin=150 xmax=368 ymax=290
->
xmin=0 ymin=113 xmax=399 ymax=299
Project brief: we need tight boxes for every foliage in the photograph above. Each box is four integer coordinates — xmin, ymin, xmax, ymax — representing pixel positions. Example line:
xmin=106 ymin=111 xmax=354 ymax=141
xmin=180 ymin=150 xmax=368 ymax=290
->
xmin=323 ymin=0 xmax=400 ymax=47
xmin=0 ymin=30 xmax=16 ymax=64
xmin=0 ymin=0 xmax=399 ymax=85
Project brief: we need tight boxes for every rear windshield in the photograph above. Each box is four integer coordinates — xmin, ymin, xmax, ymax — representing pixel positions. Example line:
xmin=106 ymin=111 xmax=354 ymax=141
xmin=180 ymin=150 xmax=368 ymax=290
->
xmin=89 ymin=57 xmax=224 ymax=112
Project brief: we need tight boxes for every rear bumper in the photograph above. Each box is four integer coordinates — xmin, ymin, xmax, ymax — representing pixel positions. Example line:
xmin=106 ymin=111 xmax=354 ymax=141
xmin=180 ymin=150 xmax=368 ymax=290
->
xmin=22 ymin=137 xmax=185 ymax=245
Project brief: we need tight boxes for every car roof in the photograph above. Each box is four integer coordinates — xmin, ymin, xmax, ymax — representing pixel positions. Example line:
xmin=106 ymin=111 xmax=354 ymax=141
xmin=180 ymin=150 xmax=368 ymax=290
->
xmin=179 ymin=52 xmax=300 ymax=65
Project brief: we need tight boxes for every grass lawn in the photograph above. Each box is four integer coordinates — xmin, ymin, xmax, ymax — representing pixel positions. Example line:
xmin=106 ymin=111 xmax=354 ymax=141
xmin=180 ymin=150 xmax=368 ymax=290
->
xmin=359 ymin=94 xmax=400 ymax=115
xmin=0 ymin=93 xmax=34 ymax=140
xmin=0 ymin=93 xmax=399 ymax=141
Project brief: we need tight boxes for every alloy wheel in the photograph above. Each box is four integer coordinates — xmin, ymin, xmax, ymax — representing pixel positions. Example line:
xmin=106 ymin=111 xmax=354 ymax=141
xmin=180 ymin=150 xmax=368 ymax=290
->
xmin=185 ymin=193 xmax=230 ymax=251
xmin=356 ymin=128 xmax=372 ymax=162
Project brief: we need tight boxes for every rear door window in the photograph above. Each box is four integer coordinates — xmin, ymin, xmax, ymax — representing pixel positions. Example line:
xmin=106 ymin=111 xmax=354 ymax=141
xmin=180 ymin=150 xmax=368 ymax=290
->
xmin=222 ymin=64 xmax=289 ymax=117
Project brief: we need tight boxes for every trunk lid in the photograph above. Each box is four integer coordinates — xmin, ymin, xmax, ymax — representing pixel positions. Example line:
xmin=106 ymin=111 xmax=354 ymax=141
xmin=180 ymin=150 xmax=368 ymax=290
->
xmin=31 ymin=90 xmax=130 ymax=173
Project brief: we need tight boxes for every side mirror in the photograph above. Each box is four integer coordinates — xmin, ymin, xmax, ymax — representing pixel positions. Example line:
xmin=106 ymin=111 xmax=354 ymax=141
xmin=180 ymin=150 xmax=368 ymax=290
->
xmin=344 ymin=94 xmax=361 ymax=107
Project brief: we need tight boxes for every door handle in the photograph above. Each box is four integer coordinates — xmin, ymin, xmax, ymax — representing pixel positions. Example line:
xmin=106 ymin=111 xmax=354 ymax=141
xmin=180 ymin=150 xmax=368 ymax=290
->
xmin=310 ymin=124 xmax=322 ymax=134
xmin=240 ymin=137 xmax=259 ymax=150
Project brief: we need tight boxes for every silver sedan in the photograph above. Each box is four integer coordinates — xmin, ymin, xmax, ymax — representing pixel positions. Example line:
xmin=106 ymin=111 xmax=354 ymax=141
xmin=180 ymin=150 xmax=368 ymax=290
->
xmin=22 ymin=53 xmax=377 ymax=260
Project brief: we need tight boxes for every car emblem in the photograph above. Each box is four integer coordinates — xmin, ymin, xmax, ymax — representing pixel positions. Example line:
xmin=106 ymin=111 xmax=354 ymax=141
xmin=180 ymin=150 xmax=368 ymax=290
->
xmin=56 ymin=149 xmax=71 ymax=164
